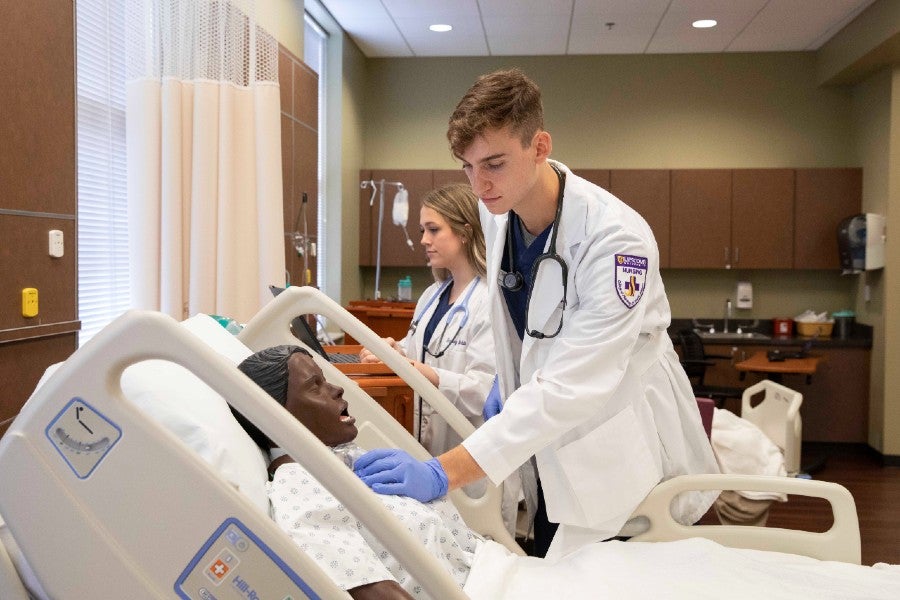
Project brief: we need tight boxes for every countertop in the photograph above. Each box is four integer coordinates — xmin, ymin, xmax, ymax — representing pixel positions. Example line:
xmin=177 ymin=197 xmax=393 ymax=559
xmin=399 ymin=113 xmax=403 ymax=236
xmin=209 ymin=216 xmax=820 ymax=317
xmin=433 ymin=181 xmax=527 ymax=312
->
xmin=668 ymin=318 xmax=872 ymax=349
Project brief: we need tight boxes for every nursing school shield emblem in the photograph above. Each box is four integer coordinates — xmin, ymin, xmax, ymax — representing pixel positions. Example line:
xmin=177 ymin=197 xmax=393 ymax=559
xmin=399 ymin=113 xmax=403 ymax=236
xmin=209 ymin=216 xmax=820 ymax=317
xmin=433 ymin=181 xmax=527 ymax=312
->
xmin=614 ymin=254 xmax=648 ymax=308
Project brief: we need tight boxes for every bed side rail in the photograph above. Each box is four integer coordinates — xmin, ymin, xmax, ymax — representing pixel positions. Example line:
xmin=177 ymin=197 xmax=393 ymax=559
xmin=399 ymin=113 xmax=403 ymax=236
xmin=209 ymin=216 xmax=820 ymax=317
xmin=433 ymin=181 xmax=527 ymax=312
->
xmin=628 ymin=473 xmax=861 ymax=564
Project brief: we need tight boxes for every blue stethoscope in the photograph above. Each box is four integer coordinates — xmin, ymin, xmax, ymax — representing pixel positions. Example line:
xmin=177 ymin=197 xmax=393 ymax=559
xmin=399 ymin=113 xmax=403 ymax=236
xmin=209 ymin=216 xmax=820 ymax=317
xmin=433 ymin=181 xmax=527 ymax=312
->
xmin=408 ymin=276 xmax=480 ymax=358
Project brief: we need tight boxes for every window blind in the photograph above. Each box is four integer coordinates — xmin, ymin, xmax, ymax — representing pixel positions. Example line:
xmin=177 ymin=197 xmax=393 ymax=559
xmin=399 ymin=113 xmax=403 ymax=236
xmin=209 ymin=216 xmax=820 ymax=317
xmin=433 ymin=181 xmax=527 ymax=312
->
xmin=304 ymin=12 xmax=327 ymax=289
xmin=76 ymin=0 xmax=130 ymax=345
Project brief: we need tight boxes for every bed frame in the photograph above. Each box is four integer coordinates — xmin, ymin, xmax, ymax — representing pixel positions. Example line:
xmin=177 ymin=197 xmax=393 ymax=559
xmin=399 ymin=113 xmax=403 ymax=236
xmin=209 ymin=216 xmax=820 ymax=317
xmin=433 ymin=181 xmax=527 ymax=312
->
xmin=0 ymin=294 xmax=864 ymax=598
xmin=239 ymin=287 xmax=862 ymax=564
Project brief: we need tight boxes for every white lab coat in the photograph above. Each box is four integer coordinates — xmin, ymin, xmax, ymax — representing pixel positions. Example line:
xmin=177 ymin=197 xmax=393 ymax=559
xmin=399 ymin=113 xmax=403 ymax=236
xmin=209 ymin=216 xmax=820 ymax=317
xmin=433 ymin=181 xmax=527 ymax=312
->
xmin=398 ymin=277 xmax=495 ymax=455
xmin=462 ymin=161 xmax=720 ymax=559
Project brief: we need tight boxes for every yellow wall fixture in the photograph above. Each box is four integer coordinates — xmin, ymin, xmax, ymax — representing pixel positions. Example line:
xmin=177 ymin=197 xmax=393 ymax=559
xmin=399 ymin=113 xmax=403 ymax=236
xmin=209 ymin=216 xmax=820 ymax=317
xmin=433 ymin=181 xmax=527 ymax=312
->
xmin=21 ymin=287 xmax=38 ymax=317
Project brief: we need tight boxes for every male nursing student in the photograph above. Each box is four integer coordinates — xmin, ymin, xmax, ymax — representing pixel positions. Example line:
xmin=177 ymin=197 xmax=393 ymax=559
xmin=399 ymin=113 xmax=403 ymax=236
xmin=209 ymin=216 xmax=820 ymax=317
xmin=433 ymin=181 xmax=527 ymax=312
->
xmin=355 ymin=67 xmax=719 ymax=559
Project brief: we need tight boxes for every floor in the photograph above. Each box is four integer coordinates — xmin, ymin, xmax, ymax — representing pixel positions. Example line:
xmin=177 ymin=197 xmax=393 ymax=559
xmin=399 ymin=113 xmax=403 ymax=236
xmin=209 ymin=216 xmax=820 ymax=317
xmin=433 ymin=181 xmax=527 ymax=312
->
xmin=698 ymin=442 xmax=900 ymax=566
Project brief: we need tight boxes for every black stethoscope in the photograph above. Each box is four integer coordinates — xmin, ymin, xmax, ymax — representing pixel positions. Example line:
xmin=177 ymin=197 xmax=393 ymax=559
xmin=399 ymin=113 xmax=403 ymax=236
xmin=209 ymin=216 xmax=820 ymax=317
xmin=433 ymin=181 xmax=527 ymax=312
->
xmin=498 ymin=163 xmax=569 ymax=339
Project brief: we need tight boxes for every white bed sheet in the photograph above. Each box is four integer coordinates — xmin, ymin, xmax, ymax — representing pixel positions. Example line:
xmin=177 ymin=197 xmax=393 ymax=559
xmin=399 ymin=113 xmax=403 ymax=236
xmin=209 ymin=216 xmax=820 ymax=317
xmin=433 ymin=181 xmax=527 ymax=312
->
xmin=465 ymin=537 xmax=900 ymax=600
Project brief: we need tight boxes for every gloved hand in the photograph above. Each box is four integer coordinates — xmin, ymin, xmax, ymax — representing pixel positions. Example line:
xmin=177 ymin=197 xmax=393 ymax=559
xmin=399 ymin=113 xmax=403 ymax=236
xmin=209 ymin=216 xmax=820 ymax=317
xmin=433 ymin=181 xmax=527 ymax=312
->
xmin=353 ymin=448 xmax=449 ymax=503
xmin=482 ymin=375 xmax=502 ymax=421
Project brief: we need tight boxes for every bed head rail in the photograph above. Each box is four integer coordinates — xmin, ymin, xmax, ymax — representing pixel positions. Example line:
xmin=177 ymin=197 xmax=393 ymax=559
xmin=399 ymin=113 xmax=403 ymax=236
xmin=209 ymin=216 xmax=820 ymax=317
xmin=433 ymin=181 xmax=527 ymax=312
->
xmin=0 ymin=311 xmax=468 ymax=599
xmin=628 ymin=473 xmax=861 ymax=564
xmin=239 ymin=286 xmax=523 ymax=555
xmin=239 ymin=286 xmax=476 ymax=440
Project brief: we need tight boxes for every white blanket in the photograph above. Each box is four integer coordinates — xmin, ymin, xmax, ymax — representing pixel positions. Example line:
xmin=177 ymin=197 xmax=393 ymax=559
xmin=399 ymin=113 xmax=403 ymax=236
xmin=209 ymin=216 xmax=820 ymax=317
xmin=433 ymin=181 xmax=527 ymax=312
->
xmin=464 ymin=538 xmax=900 ymax=599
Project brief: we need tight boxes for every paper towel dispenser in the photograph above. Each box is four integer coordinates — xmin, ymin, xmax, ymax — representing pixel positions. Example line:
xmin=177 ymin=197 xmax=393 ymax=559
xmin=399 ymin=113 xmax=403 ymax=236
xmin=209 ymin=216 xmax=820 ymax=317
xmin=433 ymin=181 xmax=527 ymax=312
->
xmin=837 ymin=213 xmax=885 ymax=274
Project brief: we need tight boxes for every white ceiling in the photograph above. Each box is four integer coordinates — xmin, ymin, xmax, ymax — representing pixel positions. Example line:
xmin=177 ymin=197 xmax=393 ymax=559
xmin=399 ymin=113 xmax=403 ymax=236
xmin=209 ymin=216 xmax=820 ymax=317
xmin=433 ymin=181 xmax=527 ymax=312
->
xmin=316 ymin=0 xmax=877 ymax=58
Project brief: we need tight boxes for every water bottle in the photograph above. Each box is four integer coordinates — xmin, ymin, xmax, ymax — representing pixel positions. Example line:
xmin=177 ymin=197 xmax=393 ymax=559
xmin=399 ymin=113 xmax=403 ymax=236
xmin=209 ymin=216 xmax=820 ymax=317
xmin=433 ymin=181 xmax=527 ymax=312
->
xmin=397 ymin=276 xmax=413 ymax=301
xmin=210 ymin=314 xmax=243 ymax=335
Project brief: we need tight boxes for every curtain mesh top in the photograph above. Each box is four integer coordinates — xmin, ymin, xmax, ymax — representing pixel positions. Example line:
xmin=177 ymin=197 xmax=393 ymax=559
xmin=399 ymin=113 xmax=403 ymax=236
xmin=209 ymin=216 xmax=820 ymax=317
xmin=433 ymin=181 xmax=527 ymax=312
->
xmin=126 ymin=0 xmax=278 ymax=85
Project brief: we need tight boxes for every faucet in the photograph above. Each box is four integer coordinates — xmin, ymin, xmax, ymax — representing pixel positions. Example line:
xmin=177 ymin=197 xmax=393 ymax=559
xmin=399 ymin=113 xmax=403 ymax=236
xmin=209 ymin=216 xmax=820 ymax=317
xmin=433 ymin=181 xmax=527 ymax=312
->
xmin=724 ymin=298 xmax=732 ymax=333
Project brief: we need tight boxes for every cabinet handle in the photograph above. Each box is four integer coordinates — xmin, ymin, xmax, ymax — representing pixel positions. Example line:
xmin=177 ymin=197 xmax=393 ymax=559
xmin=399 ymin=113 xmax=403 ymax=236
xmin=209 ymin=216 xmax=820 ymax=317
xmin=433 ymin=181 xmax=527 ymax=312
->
xmin=724 ymin=247 xmax=731 ymax=269
xmin=734 ymin=247 xmax=740 ymax=264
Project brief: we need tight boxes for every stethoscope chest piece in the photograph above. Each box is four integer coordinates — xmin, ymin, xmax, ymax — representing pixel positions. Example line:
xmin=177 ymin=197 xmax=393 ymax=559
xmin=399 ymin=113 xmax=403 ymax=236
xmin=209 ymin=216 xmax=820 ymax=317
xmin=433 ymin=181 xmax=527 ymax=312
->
xmin=499 ymin=269 xmax=524 ymax=291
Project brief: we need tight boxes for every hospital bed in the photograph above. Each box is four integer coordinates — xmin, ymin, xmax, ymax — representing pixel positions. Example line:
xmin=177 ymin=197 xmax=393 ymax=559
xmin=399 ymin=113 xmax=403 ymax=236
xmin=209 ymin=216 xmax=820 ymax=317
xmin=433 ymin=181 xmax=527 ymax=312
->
xmin=0 ymin=301 xmax=897 ymax=598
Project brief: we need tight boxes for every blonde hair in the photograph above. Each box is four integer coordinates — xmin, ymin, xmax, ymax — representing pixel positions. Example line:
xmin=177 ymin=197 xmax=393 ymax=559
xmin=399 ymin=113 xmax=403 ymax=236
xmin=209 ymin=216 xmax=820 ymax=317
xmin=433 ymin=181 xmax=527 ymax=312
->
xmin=447 ymin=67 xmax=544 ymax=158
xmin=421 ymin=183 xmax=486 ymax=281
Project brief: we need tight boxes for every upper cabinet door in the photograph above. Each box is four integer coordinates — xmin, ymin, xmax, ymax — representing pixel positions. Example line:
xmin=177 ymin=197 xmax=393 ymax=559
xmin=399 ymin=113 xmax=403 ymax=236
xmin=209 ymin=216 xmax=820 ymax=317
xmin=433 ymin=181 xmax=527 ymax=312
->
xmin=609 ymin=170 xmax=671 ymax=268
xmin=432 ymin=169 xmax=470 ymax=188
xmin=571 ymin=169 xmax=610 ymax=191
xmin=670 ymin=170 xmax=732 ymax=268
xmin=794 ymin=168 xmax=862 ymax=270
xmin=731 ymin=169 xmax=794 ymax=269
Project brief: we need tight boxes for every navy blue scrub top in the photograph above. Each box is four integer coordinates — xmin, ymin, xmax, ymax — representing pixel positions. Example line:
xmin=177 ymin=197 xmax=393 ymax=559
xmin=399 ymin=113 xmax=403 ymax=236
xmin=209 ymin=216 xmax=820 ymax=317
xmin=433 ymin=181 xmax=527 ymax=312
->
xmin=501 ymin=212 xmax=553 ymax=340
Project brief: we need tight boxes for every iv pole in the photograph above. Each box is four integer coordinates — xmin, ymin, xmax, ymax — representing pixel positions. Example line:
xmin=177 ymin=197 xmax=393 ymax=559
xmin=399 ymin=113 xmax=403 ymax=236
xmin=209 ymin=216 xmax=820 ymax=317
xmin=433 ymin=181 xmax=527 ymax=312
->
xmin=360 ymin=178 xmax=404 ymax=300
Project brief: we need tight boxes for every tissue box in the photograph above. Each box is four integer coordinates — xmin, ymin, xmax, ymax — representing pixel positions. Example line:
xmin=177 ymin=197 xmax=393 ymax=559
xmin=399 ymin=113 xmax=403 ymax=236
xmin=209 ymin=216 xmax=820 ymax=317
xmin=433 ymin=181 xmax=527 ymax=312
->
xmin=796 ymin=321 xmax=833 ymax=338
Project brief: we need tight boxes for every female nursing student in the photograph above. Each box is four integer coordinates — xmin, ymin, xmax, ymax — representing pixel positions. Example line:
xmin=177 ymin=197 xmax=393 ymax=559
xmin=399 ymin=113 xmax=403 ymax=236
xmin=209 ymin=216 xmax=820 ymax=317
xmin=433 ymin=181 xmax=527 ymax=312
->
xmin=359 ymin=183 xmax=495 ymax=456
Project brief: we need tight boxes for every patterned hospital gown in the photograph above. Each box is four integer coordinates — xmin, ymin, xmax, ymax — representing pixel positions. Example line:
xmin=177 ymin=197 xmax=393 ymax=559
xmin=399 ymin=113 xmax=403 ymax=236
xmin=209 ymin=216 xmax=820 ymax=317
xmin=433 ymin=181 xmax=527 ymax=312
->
xmin=268 ymin=461 xmax=481 ymax=598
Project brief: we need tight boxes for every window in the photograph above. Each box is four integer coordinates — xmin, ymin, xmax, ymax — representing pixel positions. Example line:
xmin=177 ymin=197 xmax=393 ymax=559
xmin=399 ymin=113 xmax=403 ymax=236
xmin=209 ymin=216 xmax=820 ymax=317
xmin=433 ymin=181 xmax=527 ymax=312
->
xmin=75 ymin=0 xmax=129 ymax=345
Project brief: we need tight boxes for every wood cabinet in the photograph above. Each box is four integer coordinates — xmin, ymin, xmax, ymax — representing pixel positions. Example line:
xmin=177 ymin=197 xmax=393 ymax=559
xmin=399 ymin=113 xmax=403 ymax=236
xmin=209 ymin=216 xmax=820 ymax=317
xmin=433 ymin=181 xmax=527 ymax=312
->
xmin=794 ymin=168 xmax=862 ymax=269
xmin=701 ymin=344 xmax=870 ymax=443
xmin=609 ymin=169 xmax=671 ymax=268
xmin=731 ymin=169 xmax=794 ymax=269
xmin=670 ymin=170 xmax=732 ymax=268
xmin=343 ymin=300 xmax=415 ymax=345
xmin=670 ymin=169 xmax=795 ymax=269
xmin=353 ymin=376 xmax=415 ymax=434
xmin=359 ymin=167 xmax=861 ymax=272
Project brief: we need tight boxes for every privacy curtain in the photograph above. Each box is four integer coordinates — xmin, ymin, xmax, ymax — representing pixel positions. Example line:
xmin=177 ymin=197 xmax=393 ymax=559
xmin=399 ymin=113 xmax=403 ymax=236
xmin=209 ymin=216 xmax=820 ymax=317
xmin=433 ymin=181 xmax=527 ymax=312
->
xmin=125 ymin=0 xmax=284 ymax=323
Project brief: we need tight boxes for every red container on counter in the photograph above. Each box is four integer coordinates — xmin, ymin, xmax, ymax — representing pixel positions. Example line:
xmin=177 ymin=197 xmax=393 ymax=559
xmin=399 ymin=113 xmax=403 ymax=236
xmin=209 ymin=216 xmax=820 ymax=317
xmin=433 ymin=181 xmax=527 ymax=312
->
xmin=773 ymin=318 xmax=794 ymax=337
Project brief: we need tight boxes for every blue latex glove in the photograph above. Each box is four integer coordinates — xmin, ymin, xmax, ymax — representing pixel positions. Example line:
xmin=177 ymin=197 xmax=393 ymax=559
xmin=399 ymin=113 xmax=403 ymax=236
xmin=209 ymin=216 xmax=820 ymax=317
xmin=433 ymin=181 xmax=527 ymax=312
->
xmin=482 ymin=375 xmax=502 ymax=421
xmin=353 ymin=448 xmax=449 ymax=503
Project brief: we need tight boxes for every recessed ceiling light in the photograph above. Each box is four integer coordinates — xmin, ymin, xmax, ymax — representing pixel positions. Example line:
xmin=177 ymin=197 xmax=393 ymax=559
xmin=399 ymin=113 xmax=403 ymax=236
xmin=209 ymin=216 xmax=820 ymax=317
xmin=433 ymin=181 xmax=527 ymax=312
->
xmin=692 ymin=19 xmax=717 ymax=29
xmin=429 ymin=24 xmax=452 ymax=33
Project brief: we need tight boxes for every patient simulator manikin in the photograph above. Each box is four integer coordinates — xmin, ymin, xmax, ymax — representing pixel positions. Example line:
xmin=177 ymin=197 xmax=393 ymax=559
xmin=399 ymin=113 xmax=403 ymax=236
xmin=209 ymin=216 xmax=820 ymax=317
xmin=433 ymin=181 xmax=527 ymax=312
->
xmin=235 ymin=345 xmax=480 ymax=600
xmin=235 ymin=345 xmax=900 ymax=600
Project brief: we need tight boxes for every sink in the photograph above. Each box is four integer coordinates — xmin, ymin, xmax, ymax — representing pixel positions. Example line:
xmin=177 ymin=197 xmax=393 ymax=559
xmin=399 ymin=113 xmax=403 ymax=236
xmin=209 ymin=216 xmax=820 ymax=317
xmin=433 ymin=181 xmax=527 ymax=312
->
xmin=694 ymin=330 xmax=771 ymax=342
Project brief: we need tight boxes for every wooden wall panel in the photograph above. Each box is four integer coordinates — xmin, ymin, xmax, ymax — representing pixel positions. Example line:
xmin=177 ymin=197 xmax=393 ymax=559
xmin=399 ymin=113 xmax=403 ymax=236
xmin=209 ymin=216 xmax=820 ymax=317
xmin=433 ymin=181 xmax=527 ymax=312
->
xmin=0 ymin=0 xmax=77 ymax=427
xmin=0 ymin=0 xmax=75 ymax=215
xmin=0 ymin=215 xmax=77 ymax=329
xmin=279 ymin=45 xmax=319 ymax=289
xmin=0 ymin=334 xmax=77 ymax=437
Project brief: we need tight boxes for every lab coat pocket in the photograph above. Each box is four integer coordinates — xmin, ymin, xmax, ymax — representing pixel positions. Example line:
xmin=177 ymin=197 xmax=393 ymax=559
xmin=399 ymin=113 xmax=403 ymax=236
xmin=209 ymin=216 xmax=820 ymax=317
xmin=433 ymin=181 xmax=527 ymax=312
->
xmin=556 ymin=405 xmax=661 ymax=527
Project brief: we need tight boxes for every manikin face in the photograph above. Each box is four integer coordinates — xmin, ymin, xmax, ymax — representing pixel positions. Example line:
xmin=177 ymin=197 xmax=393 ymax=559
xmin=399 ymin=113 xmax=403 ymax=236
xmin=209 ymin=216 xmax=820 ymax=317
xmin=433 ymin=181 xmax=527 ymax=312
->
xmin=458 ymin=126 xmax=548 ymax=216
xmin=419 ymin=206 xmax=466 ymax=272
xmin=284 ymin=352 xmax=357 ymax=446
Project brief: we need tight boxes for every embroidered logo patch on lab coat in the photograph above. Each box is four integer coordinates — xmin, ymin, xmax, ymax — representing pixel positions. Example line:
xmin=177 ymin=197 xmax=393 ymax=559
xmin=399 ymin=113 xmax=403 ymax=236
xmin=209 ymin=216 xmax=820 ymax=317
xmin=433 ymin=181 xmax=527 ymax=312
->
xmin=614 ymin=254 xmax=648 ymax=308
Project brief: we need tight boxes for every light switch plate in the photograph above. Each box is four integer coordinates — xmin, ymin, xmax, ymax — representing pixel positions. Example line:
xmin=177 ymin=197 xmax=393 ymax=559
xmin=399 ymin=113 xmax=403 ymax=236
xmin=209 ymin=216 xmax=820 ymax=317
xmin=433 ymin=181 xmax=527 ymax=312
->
xmin=49 ymin=229 xmax=64 ymax=257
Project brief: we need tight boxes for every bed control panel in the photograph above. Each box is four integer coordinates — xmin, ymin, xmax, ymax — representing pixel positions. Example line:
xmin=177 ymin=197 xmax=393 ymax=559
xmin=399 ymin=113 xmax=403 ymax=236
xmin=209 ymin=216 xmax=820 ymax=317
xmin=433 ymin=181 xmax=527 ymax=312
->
xmin=176 ymin=518 xmax=317 ymax=600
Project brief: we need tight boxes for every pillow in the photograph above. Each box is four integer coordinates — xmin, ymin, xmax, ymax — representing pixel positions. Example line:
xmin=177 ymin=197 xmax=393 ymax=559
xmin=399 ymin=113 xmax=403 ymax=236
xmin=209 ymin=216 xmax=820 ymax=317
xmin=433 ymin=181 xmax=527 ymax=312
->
xmin=118 ymin=314 xmax=269 ymax=513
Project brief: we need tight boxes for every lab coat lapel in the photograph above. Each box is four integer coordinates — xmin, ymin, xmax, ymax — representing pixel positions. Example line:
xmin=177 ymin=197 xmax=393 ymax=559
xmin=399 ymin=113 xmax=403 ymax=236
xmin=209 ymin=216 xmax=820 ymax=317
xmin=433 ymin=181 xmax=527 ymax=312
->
xmin=520 ymin=168 xmax=588 ymax=363
xmin=486 ymin=212 xmax=518 ymax=393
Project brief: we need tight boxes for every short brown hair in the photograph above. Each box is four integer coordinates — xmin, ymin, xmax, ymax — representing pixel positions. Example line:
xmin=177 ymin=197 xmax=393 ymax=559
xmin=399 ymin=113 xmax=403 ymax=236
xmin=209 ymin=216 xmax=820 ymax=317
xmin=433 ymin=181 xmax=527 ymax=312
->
xmin=447 ymin=67 xmax=544 ymax=158
xmin=421 ymin=183 xmax=486 ymax=280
